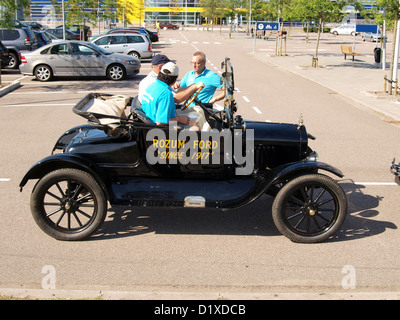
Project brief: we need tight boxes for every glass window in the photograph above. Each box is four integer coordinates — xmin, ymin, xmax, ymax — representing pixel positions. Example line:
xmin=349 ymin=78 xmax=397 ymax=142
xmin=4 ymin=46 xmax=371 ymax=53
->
xmin=71 ymin=43 xmax=96 ymax=55
xmin=95 ymin=36 xmax=109 ymax=45
xmin=127 ymin=36 xmax=145 ymax=43
xmin=50 ymin=44 xmax=69 ymax=55
xmin=110 ymin=36 xmax=127 ymax=44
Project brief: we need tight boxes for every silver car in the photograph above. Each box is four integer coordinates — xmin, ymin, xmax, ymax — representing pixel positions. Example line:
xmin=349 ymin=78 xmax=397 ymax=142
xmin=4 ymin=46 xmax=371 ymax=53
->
xmin=91 ymin=33 xmax=152 ymax=60
xmin=19 ymin=41 xmax=141 ymax=81
xmin=362 ymin=31 xmax=387 ymax=42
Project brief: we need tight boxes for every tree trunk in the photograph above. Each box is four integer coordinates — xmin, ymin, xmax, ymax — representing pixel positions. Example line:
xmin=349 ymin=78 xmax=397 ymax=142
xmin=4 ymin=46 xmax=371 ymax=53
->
xmin=312 ymin=18 xmax=322 ymax=67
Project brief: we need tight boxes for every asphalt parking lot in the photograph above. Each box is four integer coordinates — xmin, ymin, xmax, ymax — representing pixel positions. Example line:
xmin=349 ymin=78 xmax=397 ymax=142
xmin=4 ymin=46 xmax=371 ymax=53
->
xmin=1 ymin=28 xmax=400 ymax=300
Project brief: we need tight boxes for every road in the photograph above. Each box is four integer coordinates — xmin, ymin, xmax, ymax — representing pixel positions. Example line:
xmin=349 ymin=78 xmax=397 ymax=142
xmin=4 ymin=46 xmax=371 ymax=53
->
xmin=0 ymin=29 xmax=399 ymax=299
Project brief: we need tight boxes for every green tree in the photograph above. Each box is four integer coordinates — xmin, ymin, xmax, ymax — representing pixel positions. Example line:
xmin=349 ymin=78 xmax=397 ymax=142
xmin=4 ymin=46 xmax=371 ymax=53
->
xmin=291 ymin=0 xmax=345 ymax=67
xmin=199 ymin=0 xmax=222 ymax=31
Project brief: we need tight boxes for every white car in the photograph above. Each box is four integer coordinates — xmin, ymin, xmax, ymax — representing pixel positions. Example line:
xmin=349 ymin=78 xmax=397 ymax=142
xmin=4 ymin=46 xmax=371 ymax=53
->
xmin=91 ymin=33 xmax=152 ymax=60
xmin=330 ymin=25 xmax=358 ymax=36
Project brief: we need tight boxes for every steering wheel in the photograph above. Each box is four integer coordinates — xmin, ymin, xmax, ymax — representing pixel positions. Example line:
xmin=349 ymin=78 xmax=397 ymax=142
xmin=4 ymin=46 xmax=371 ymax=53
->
xmin=181 ymin=86 xmax=203 ymax=110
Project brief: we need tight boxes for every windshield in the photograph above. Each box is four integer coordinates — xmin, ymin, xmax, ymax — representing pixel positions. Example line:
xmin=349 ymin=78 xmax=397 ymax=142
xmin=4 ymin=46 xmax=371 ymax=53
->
xmin=221 ymin=57 xmax=236 ymax=127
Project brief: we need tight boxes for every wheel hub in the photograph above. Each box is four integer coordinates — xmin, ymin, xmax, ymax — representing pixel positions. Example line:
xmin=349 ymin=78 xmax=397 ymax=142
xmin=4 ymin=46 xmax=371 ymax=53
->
xmin=303 ymin=201 xmax=318 ymax=216
xmin=62 ymin=198 xmax=77 ymax=213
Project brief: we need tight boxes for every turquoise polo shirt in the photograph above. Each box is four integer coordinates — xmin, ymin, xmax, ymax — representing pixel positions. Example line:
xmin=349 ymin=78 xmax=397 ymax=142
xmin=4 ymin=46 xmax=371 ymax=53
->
xmin=141 ymin=79 xmax=176 ymax=124
xmin=180 ymin=68 xmax=223 ymax=103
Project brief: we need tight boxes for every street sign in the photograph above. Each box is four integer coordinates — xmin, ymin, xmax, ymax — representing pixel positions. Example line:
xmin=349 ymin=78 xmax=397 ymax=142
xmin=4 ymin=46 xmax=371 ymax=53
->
xmin=256 ymin=22 xmax=279 ymax=31
xmin=356 ymin=24 xmax=378 ymax=33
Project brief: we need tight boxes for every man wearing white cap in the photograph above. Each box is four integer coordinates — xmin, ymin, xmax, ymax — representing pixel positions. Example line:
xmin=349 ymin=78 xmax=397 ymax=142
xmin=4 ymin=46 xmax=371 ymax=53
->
xmin=141 ymin=62 xmax=193 ymax=127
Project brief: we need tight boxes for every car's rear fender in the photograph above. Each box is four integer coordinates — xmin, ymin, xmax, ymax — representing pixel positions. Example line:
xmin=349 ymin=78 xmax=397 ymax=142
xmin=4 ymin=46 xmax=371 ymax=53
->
xmin=19 ymin=154 xmax=108 ymax=199
xmin=51 ymin=124 xmax=95 ymax=154
xmin=265 ymin=160 xmax=344 ymax=190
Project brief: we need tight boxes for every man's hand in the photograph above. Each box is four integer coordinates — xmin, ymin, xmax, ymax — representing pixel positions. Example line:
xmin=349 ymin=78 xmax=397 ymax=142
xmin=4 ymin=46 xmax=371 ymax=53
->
xmin=177 ymin=115 xmax=190 ymax=125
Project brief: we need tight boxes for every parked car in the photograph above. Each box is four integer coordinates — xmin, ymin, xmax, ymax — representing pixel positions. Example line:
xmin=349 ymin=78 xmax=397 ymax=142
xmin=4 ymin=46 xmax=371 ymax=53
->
xmin=92 ymin=33 xmax=152 ymax=60
xmin=0 ymin=40 xmax=11 ymax=68
xmin=46 ymin=28 xmax=80 ymax=40
xmin=56 ymin=25 xmax=91 ymax=41
xmin=109 ymin=29 xmax=140 ymax=35
xmin=34 ymin=31 xmax=51 ymax=48
xmin=160 ymin=23 xmax=180 ymax=30
xmin=0 ymin=27 xmax=38 ymax=68
xmin=330 ymin=24 xmax=358 ymax=36
xmin=41 ymin=30 xmax=63 ymax=43
xmin=362 ymin=31 xmax=387 ymax=42
xmin=19 ymin=58 xmax=348 ymax=243
xmin=19 ymin=41 xmax=140 ymax=81
xmin=21 ymin=21 xmax=46 ymax=30
xmin=123 ymin=27 xmax=159 ymax=42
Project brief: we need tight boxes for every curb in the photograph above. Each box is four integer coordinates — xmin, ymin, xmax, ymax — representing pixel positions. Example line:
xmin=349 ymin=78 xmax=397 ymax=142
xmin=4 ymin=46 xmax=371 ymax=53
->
xmin=0 ymin=80 xmax=21 ymax=98
xmin=1 ymin=288 xmax=399 ymax=300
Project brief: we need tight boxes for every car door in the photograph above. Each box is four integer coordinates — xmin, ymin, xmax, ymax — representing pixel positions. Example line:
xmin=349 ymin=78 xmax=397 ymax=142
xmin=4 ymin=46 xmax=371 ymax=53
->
xmin=70 ymin=43 xmax=104 ymax=76
xmin=141 ymin=125 xmax=232 ymax=179
xmin=47 ymin=43 xmax=74 ymax=75
xmin=108 ymin=35 xmax=128 ymax=53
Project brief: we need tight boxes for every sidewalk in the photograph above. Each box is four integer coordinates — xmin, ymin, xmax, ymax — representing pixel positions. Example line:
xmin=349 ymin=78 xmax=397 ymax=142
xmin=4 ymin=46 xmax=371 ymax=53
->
xmin=244 ymin=29 xmax=400 ymax=125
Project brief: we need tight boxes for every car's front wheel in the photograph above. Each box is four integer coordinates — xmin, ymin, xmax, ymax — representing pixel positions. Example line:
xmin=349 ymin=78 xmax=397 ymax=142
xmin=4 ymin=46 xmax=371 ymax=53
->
xmin=107 ymin=64 xmax=125 ymax=81
xmin=34 ymin=65 xmax=53 ymax=81
xmin=128 ymin=51 xmax=140 ymax=59
xmin=272 ymin=174 xmax=347 ymax=243
xmin=30 ymin=168 xmax=107 ymax=241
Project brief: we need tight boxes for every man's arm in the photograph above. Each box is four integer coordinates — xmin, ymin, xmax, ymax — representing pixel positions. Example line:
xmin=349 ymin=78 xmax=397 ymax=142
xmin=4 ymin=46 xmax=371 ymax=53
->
xmin=208 ymin=84 xmax=226 ymax=104
xmin=173 ymin=82 xmax=205 ymax=104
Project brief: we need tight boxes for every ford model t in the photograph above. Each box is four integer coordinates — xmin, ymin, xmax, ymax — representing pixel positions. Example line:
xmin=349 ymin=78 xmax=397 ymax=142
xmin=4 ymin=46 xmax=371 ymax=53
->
xmin=20 ymin=58 xmax=347 ymax=243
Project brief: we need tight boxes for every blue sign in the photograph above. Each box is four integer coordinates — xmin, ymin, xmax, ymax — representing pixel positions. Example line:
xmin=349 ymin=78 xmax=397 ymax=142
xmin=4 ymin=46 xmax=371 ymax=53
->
xmin=356 ymin=24 xmax=378 ymax=33
xmin=256 ymin=22 xmax=279 ymax=31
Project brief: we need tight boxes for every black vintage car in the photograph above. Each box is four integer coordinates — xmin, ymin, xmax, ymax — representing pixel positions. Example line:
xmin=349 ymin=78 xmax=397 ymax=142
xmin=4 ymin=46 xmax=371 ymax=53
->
xmin=20 ymin=58 xmax=347 ymax=243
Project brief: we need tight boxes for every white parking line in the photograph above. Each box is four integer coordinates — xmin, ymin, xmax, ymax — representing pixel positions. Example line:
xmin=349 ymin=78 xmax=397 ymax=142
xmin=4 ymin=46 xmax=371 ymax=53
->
xmin=0 ymin=178 xmax=10 ymax=182
xmin=253 ymin=106 xmax=262 ymax=114
xmin=242 ymin=96 xmax=250 ymax=103
xmin=354 ymin=182 xmax=398 ymax=186
xmin=9 ymin=90 xmax=138 ymax=95
xmin=0 ymin=103 xmax=75 ymax=108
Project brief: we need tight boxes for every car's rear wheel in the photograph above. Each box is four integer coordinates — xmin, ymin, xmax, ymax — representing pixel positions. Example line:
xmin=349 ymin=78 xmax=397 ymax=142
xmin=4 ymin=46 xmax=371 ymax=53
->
xmin=107 ymin=64 xmax=125 ymax=81
xmin=30 ymin=168 xmax=107 ymax=241
xmin=272 ymin=174 xmax=347 ymax=243
xmin=34 ymin=65 xmax=53 ymax=81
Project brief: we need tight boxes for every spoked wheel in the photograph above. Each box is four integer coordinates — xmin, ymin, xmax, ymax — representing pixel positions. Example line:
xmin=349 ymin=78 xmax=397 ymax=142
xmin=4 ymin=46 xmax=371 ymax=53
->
xmin=272 ymin=174 xmax=347 ymax=243
xmin=30 ymin=169 xmax=107 ymax=241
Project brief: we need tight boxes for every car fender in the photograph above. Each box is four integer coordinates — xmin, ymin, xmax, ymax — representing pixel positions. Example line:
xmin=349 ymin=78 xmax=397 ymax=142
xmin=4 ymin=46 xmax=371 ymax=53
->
xmin=265 ymin=160 xmax=344 ymax=190
xmin=19 ymin=153 xmax=108 ymax=198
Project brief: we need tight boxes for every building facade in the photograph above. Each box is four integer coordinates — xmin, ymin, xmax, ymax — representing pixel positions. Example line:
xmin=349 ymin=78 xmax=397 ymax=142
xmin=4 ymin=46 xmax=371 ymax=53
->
xmin=28 ymin=0 xmax=204 ymax=27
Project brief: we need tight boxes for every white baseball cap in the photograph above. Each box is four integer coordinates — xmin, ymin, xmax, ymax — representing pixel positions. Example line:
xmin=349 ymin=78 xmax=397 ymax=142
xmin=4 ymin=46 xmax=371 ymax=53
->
xmin=161 ymin=62 xmax=179 ymax=76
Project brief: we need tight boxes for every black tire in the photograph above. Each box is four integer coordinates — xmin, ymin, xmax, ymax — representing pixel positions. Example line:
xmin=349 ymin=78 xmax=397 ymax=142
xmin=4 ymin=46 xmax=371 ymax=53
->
xmin=128 ymin=51 xmax=140 ymax=59
xmin=30 ymin=168 xmax=107 ymax=241
xmin=107 ymin=64 xmax=125 ymax=81
xmin=34 ymin=64 xmax=53 ymax=81
xmin=272 ymin=174 xmax=347 ymax=243
xmin=6 ymin=51 xmax=19 ymax=69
